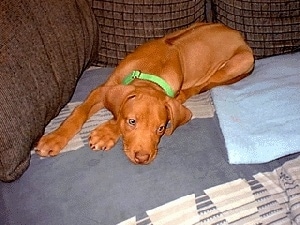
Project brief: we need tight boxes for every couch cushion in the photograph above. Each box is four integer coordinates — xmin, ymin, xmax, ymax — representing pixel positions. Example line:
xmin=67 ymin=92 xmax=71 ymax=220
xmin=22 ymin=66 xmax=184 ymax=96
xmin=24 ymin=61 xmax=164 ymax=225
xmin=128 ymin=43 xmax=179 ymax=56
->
xmin=92 ymin=0 xmax=206 ymax=66
xmin=211 ymin=0 xmax=300 ymax=58
xmin=0 ymin=0 xmax=98 ymax=182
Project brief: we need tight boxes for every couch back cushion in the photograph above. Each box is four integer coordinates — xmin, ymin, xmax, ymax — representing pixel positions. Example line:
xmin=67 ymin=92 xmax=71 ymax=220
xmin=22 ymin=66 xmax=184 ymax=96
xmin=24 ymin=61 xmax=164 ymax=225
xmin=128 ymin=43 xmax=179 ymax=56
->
xmin=92 ymin=0 xmax=206 ymax=66
xmin=211 ymin=0 xmax=300 ymax=59
xmin=0 ymin=0 xmax=98 ymax=182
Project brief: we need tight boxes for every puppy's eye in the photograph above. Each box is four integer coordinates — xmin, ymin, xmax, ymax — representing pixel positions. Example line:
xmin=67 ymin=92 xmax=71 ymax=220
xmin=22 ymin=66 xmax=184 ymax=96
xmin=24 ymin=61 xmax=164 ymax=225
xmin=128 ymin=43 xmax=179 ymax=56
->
xmin=157 ymin=125 xmax=165 ymax=133
xmin=128 ymin=119 xmax=136 ymax=126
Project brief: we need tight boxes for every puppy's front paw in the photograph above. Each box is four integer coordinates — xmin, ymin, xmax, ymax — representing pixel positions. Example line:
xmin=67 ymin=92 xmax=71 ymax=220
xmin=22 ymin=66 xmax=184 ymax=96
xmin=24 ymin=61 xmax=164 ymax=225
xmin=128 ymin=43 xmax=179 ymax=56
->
xmin=35 ymin=133 xmax=67 ymax=157
xmin=89 ymin=129 xmax=119 ymax=151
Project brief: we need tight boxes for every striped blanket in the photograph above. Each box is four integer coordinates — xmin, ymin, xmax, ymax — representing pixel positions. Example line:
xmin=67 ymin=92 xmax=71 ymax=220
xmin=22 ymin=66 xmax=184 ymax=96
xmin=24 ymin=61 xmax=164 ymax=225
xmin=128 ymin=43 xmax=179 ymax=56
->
xmin=119 ymin=155 xmax=300 ymax=224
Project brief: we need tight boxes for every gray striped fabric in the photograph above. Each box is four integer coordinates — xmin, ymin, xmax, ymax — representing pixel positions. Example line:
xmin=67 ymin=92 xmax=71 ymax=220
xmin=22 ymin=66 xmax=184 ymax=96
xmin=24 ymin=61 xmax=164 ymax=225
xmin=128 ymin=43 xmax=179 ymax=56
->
xmin=118 ymin=155 xmax=300 ymax=225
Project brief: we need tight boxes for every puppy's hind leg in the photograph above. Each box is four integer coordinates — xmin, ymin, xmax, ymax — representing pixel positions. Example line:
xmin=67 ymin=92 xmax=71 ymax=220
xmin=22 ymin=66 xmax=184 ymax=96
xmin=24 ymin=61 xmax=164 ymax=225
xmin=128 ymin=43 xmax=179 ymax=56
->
xmin=205 ymin=47 xmax=254 ymax=89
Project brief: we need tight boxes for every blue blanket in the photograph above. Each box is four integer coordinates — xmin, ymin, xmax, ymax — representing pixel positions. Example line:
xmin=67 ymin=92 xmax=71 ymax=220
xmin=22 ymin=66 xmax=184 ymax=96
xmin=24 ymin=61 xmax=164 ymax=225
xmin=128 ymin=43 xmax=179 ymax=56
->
xmin=211 ymin=52 xmax=300 ymax=164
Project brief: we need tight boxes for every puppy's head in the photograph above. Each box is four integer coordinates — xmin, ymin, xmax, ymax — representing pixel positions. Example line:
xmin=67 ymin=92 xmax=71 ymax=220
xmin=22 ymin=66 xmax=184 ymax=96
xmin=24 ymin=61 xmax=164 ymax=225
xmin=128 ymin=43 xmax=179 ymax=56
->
xmin=104 ymin=85 xmax=191 ymax=164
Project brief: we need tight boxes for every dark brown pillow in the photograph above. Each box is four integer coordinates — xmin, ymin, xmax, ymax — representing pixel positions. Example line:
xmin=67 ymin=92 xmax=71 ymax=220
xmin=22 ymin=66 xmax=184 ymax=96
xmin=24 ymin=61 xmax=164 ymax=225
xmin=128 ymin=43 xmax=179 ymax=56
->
xmin=92 ymin=0 xmax=206 ymax=66
xmin=211 ymin=0 xmax=300 ymax=58
xmin=0 ymin=0 xmax=98 ymax=182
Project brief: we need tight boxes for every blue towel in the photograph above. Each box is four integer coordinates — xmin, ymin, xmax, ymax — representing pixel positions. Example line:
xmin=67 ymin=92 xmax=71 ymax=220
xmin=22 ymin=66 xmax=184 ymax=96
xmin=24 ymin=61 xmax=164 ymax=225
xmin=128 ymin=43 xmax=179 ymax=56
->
xmin=211 ymin=52 xmax=300 ymax=164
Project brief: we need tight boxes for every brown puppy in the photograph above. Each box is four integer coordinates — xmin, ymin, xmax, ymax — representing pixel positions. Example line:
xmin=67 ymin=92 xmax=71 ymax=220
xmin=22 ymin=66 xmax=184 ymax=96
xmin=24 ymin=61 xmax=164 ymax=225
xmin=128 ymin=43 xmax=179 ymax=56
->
xmin=35 ymin=23 xmax=254 ymax=164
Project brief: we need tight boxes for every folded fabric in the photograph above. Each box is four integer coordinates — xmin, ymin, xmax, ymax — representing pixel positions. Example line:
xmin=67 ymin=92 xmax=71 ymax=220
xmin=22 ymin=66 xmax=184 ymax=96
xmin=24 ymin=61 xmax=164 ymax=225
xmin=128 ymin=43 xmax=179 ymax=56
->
xmin=211 ymin=52 xmax=300 ymax=164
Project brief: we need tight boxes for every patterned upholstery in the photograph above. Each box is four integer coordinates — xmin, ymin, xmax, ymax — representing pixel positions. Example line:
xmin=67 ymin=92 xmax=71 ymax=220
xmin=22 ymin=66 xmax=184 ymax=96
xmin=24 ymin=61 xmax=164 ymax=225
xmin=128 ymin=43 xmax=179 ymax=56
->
xmin=92 ymin=0 xmax=206 ymax=66
xmin=211 ymin=0 xmax=300 ymax=58
xmin=92 ymin=0 xmax=300 ymax=65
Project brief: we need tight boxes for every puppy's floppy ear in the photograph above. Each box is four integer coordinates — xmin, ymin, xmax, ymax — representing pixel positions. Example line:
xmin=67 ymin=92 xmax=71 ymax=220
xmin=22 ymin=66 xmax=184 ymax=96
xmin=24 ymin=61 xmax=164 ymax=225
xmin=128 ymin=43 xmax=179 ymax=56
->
xmin=165 ymin=99 xmax=192 ymax=135
xmin=104 ymin=85 xmax=136 ymax=118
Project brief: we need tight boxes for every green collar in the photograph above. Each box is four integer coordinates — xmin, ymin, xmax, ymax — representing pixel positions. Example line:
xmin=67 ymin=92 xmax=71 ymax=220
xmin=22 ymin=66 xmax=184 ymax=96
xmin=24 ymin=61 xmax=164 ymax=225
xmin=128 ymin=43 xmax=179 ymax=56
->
xmin=122 ymin=70 xmax=175 ymax=98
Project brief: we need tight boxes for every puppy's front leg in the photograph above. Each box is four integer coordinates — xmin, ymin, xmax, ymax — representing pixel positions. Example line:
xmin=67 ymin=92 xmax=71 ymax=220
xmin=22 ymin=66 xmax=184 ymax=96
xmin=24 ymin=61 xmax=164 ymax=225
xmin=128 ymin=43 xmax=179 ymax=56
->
xmin=89 ymin=119 xmax=120 ymax=151
xmin=35 ymin=87 xmax=105 ymax=157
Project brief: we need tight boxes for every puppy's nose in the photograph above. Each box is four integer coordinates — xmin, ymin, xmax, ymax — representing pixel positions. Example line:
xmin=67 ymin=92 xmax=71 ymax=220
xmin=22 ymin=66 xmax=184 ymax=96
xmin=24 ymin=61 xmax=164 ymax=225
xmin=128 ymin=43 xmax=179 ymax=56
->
xmin=134 ymin=152 xmax=150 ymax=164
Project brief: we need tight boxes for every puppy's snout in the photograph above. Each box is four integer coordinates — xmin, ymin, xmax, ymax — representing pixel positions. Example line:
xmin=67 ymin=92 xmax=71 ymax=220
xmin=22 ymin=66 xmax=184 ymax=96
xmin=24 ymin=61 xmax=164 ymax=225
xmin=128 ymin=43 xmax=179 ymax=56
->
xmin=134 ymin=152 xmax=150 ymax=164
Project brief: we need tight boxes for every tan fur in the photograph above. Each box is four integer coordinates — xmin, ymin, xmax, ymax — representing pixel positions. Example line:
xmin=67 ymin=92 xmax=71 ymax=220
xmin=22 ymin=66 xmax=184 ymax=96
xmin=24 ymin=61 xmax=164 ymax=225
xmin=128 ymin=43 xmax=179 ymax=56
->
xmin=35 ymin=23 xmax=254 ymax=164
